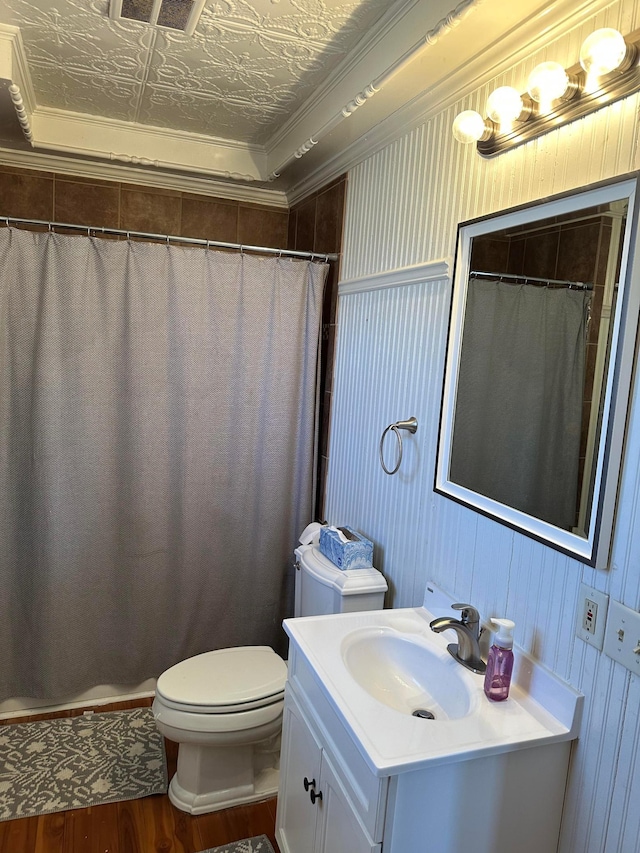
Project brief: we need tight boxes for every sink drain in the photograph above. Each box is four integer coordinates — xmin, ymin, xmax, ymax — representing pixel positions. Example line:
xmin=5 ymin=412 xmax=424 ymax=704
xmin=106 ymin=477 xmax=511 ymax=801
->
xmin=412 ymin=708 xmax=436 ymax=720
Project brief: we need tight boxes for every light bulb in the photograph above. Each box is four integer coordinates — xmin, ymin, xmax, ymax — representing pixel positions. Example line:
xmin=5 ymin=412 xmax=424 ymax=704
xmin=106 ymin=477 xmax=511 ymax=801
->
xmin=527 ymin=62 xmax=570 ymax=112
xmin=486 ymin=87 xmax=524 ymax=130
xmin=452 ymin=110 xmax=489 ymax=144
xmin=580 ymin=28 xmax=627 ymax=78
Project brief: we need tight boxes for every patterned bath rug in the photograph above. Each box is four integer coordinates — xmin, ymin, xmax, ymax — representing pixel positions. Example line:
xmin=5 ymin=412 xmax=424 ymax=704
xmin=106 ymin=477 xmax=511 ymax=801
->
xmin=0 ymin=706 xmax=167 ymax=821
xmin=199 ymin=836 xmax=276 ymax=853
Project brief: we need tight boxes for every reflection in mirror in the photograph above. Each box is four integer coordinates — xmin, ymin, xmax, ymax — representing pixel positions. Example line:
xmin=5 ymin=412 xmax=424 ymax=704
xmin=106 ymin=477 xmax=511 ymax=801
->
xmin=436 ymin=178 xmax=640 ymax=567
xmin=452 ymin=204 xmax=625 ymax=535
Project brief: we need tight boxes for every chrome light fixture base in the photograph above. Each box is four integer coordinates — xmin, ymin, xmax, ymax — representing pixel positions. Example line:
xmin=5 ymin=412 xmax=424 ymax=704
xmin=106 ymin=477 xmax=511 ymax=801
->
xmin=474 ymin=32 xmax=640 ymax=157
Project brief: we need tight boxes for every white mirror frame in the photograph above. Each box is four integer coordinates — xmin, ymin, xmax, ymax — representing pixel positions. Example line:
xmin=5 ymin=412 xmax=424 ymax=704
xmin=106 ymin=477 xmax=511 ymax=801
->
xmin=435 ymin=176 xmax=640 ymax=568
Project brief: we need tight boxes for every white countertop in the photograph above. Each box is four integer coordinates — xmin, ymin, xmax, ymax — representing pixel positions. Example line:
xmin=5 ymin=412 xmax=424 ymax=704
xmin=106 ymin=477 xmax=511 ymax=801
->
xmin=284 ymin=588 xmax=583 ymax=777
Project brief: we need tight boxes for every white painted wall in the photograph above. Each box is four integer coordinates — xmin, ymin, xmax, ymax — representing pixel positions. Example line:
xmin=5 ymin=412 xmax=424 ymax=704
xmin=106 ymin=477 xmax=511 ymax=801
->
xmin=325 ymin=1 xmax=640 ymax=850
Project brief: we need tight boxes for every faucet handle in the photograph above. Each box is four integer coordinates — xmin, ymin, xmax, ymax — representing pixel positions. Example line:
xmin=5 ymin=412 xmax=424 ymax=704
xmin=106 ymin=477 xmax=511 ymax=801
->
xmin=452 ymin=603 xmax=480 ymax=626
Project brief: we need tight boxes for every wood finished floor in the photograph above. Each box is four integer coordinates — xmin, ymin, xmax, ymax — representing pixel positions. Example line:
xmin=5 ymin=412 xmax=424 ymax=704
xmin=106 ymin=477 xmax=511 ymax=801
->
xmin=0 ymin=698 xmax=281 ymax=853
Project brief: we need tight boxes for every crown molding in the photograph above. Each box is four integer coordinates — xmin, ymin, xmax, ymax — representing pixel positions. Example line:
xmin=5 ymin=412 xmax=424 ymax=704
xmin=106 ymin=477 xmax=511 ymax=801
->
xmin=265 ymin=0 xmax=424 ymax=156
xmin=0 ymin=24 xmax=36 ymax=115
xmin=0 ymin=146 xmax=289 ymax=207
xmin=283 ymin=0 xmax=614 ymax=202
xmin=0 ymin=25 xmax=35 ymax=147
xmin=32 ymin=107 xmax=268 ymax=182
xmin=8 ymin=84 xmax=33 ymax=144
xmin=268 ymin=0 xmax=482 ymax=180
xmin=266 ymin=0 xmax=471 ymax=180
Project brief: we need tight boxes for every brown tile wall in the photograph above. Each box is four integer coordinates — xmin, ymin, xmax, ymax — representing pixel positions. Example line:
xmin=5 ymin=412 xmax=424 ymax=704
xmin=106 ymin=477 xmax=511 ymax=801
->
xmin=288 ymin=175 xmax=347 ymax=520
xmin=0 ymin=165 xmax=289 ymax=247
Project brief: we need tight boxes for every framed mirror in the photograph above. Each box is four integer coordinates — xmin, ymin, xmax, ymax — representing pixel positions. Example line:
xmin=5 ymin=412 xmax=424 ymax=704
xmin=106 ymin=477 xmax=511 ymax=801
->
xmin=435 ymin=176 xmax=640 ymax=568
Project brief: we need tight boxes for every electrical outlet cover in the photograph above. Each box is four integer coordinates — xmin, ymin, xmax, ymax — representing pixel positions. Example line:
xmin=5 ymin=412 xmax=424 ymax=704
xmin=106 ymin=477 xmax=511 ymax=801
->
xmin=603 ymin=598 xmax=640 ymax=674
xmin=576 ymin=583 xmax=609 ymax=650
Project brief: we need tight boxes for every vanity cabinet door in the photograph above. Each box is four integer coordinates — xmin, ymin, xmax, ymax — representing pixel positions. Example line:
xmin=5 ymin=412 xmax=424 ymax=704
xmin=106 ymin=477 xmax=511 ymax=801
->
xmin=276 ymin=692 xmax=322 ymax=853
xmin=314 ymin=750 xmax=381 ymax=853
xmin=277 ymin=687 xmax=381 ymax=853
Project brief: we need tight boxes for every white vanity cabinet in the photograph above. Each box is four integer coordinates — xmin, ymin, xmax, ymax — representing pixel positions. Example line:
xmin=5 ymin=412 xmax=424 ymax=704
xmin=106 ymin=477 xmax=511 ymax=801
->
xmin=277 ymin=617 xmax=579 ymax=853
xmin=276 ymin=648 xmax=386 ymax=853
xmin=276 ymin=691 xmax=321 ymax=853
xmin=314 ymin=748 xmax=379 ymax=853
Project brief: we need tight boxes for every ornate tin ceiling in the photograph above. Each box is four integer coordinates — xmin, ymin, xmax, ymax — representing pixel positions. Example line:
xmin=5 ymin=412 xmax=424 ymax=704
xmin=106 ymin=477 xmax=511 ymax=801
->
xmin=0 ymin=0 xmax=393 ymax=144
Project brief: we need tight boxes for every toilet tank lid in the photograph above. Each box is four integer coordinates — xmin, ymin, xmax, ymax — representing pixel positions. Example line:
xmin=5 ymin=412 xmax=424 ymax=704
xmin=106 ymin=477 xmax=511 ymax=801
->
xmin=296 ymin=545 xmax=388 ymax=595
xmin=156 ymin=646 xmax=287 ymax=708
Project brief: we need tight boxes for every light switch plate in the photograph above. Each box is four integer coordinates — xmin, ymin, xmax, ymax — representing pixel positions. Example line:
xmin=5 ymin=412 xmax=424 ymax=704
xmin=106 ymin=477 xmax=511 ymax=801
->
xmin=576 ymin=583 xmax=609 ymax=650
xmin=603 ymin=598 xmax=640 ymax=674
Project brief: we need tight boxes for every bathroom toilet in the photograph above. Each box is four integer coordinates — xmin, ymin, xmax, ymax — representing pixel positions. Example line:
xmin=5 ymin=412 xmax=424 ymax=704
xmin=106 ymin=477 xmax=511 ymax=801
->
xmin=152 ymin=538 xmax=388 ymax=815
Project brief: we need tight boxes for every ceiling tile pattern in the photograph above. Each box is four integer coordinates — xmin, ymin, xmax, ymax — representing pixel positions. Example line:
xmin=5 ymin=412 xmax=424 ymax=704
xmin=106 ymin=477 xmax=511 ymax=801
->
xmin=0 ymin=0 xmax=392 ymax=143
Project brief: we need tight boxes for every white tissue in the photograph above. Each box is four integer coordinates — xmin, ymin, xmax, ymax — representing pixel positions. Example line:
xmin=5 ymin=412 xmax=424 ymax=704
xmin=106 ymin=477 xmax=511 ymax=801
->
xmin=328 ymin=525 xmax=349 ymax=543
xmin=299 ymin=522 xmax=325 ymax=545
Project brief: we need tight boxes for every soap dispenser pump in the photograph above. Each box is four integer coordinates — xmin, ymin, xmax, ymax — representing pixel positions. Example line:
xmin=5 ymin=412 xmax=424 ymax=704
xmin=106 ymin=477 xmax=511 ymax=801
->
xmin=483 ymin=618 xmax=515 ymax=702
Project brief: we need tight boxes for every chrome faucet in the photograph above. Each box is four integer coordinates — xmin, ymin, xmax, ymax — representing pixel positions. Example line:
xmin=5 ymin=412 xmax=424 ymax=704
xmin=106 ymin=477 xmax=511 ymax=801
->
xmin=429 ymin=603 xmax=486 ymax=674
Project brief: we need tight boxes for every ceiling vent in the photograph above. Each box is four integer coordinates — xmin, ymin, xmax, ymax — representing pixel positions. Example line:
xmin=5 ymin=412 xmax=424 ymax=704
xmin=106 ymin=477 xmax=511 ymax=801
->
xmin=110 ymin=0 xmax=206 ymax=35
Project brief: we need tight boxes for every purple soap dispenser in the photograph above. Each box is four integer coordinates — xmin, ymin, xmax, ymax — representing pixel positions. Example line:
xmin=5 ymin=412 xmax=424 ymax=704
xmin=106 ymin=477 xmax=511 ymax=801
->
xmin=483 ymin=618 xmax=515 ymax=702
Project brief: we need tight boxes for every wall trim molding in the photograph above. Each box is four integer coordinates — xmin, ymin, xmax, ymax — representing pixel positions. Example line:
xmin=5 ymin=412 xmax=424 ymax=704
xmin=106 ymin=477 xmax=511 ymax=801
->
xmin=285 ymin=0 xmax=609 ymax=203
xmin=339 ymin=258 xmax=450 ymax=294
xmin=32 ymin=107 xmax=266 ymax=183
xmin=268 ymin=0 xmax=481 ymax=180
xmin=0 ymin=147 xmax=289 ymax=208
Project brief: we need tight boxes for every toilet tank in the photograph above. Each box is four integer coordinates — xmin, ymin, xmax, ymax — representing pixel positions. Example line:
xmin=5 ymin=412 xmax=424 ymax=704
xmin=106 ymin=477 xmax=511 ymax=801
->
xmin=293 ymin=544 xmax=387 ymax=617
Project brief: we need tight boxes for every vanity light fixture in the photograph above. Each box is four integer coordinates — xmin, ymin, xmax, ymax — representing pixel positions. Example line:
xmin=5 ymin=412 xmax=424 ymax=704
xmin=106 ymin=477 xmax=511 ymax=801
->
xmin=526 ymin=62 xmax=577 ymax=113
xmin=580 ymin=28 xmax=629 ymax=80
xmin=486 ymin=86 xmax=531 ymax=131
xmin=451 ymin=109 xmax=493 ymax=143
xmin=452 ymin=27 xmax=640 ymax=156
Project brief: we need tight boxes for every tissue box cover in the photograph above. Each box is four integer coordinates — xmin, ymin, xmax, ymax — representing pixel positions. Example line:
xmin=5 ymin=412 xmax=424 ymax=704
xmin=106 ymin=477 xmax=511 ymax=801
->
xmin=319 ymin=526 xmax=374 ymax=570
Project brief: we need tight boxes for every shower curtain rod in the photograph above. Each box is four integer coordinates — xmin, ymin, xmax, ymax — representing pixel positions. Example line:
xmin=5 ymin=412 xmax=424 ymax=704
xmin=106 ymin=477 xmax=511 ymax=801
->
xmin=470 ymin=270 xmax=593 ymax=291
xmin=1 ymin=215 xmax=338 ymax=262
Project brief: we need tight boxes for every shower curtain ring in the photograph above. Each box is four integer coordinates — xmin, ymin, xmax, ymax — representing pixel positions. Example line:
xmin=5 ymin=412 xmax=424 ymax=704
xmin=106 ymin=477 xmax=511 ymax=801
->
xmin=379 ymin=417 xmax=418 ymax=475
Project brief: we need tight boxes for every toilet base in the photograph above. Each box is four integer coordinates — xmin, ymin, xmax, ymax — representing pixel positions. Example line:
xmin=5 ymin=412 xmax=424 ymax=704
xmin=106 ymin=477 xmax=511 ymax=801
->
xmin=168 ymin=766 xmax=280 ymax=815
xmin=164 ymin=728 xmax=282 ymax=816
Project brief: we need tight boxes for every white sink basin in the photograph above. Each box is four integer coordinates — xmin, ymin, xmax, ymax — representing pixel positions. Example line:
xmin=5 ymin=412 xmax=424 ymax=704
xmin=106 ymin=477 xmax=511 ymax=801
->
xmin=341 ymin=626 xmax=473 ymax=719
xmin=284 ymin=584 xmax=583 ymax=776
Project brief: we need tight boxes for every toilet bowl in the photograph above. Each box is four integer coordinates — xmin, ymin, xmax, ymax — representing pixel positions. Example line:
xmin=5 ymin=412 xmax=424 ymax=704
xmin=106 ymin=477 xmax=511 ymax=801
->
xmin=152 ymin=645 xmax=287 ymax=815
xmin=153 ymin=538 xmax=388 ymax=815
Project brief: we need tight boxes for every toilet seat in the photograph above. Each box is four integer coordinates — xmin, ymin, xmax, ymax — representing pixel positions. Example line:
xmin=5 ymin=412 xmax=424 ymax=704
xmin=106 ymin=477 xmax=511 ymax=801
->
xmin=153 ymin=694 xmax=284 ymax=736
xmin=156 ymin=646 xmax=287 ymax=714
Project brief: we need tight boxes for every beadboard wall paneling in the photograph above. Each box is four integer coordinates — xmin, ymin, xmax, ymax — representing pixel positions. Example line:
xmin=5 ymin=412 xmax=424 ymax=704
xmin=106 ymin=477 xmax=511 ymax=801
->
xmin=327 ymin=2 xmax=640 ymax=851
xmin=605 ymin=674 xmax=640 ymax=852
xmin=329 ymin=276 xmax=450 ymax=605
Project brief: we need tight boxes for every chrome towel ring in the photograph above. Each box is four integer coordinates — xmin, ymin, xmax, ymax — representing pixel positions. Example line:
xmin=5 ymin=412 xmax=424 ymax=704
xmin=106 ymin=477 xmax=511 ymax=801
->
xmin=379 ymin=417 xmax=418 ymax=475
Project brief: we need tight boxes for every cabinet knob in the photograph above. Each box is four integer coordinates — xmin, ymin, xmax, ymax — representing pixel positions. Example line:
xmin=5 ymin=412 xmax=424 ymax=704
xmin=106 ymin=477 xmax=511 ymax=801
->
xmin=310 ymin=789 xmax=323 ymax=805
xmin=303 ymin=776 xmax=315 ymax=791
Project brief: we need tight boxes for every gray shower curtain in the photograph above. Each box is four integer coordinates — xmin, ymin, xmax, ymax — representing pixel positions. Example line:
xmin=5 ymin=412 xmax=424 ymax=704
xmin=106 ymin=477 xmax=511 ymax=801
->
xmin=450 ymin=277 xmax=590 ymax=530
xmin=0 ymin=227 xmax=327 ymax=701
